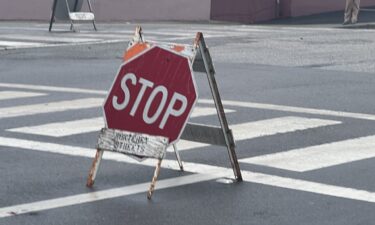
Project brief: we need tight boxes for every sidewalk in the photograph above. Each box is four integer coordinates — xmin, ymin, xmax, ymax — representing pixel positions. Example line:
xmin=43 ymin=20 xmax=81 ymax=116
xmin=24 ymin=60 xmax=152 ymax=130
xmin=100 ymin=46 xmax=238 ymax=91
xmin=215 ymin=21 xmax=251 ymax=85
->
xmin=264 ymin=8 xmax=375 ymax=29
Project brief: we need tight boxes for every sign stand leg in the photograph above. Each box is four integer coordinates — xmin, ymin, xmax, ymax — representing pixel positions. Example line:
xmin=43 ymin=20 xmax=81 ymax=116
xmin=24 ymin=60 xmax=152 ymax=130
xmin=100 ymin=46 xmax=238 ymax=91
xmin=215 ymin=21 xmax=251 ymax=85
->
xmin=147 ymin=159 xmax=162 ymax=200
xmin=49 ymin=0 xmax=58 ymax=32
xmin=87 ymin=0 xmax=97 ymax=31
xmin=71 ymin=0 xmax=78 ymax=31
xmin=173 ymin=144 xmax=184 ymax=171
xmin=195 ymin=33 xmax=243 ymax=182
xmin=86 ymin=149 xmax=104 ymax=187
xmin=73 ymin=0 xmax=79 ymax=11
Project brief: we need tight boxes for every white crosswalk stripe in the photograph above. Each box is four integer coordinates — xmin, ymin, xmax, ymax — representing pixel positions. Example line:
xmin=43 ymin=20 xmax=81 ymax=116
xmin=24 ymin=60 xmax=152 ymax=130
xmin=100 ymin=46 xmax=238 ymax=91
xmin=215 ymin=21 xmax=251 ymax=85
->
xmin=0 ymin=91 xmax=47 ymax=100
xmin=0 ymin=40 xmax=46 ymax=48
xmin=6 ymin=115 xmax=335 ymax=152
xmin=232 ymin=116 xmax=341 ymax=141
xmin=0 ymin=33 xmax=127 ymax=50
xmin=0 ymin=98 xmax=103 ymax=119
xmin=8 ymin=117 xmax=105 ymax=137
xmin=172 ymin=116 xmax=341 ymax=152
xmin=0 ymin=34 xmax=101 ymax=43
xmin=6 ymin=107 xmax=235 ymax=137
xmin=240 ymin=135 xmax=375 ymax=172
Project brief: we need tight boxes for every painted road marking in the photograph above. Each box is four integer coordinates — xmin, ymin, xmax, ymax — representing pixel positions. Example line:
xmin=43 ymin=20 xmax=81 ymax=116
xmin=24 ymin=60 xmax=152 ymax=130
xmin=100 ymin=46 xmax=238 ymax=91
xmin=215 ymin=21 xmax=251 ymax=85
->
xmin=0 ymin=98 xmax=103 ymax=119
xmin=0 ymin=173 xmax=227 ymax=218
xmin=0 ymin=83 xmax=107 ymax=95
xmin=1 ymin=25 xmax=371 ymax=50
xmin=0 ymin=38 xmax=126 ymax=50
xmin=0 ymin=34 xmax=101 ymax=43
xmin=242 ymin=170 xmax=375 ymax=203
xmin=232 ymin=116 xmax=341 ymax=140
xmin=0 ymin=41 xmax=45 ymax=48
xmin=1 ymin=140 xmax=375 ymax=218
xmin=1 ymin=117 xmax=340 ymax=155
xmin=8 ymin=118 xmax=105 ymax=137
xmin=64 ymin=32 xmax=132 ymax=38
xmin=7 ymin=107 xmax=235 ymax=137
xmin=154 ymin=160 xmax=375 ymax=205
xmin=0 ymin=91 xmax=47 ymax=100
xmin=6 ymin=117 xmax=339 ymax=153
xmin=2 ymin=83 xmax=375 ymax=121
xmin=174 ymin=116 xmax=341 ymax=152
xmin=0 ymin=30 xmax=238 ymax=50
xmin=0 ymin=26 xmax=61 ymax=31
xmin=240 ymin=135 xmax=375 ymax=172
xmin=199 ymin=99 xmax=375 ymax=121
xmin=0 ymin=32 xmax=156 ymax=50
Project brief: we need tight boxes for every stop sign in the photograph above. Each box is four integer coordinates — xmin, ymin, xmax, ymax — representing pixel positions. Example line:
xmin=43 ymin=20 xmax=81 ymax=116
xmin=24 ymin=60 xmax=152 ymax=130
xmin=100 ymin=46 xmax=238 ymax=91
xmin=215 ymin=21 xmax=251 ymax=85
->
xmin=103 ymin=46 xmax=198 ymax=144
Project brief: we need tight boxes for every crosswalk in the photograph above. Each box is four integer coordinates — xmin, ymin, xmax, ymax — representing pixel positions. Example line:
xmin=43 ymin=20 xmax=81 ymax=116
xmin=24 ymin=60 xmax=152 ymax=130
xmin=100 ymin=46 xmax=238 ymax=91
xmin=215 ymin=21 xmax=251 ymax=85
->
xmin=1 ymin=83 xmax=373 ymax=170
xmin=0 ymin=23 xmax=324 ymax=50
xmin=1 ymin=82 xmax=375 ymax=217
xmin=0 ymin=25 xmax=198 ymax=50
xmin=0 ymin=31 xmax=131 ymax=50
xmin=1 ymin=22 xmax=354 ymax=51
xmin=6 ymin=107 xmax=235 ymax=137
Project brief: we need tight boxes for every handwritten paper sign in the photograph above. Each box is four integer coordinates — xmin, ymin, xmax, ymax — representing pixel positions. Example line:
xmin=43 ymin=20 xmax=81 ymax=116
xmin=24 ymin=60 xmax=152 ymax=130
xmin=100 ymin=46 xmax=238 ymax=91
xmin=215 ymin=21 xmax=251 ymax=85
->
xmin=97 ymin=128 xmax=168 ymax=160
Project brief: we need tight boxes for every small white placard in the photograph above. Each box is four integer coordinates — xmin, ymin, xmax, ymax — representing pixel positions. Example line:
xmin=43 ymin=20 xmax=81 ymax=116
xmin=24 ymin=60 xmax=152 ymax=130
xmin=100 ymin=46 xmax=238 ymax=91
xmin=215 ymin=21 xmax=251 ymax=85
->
xmin=97 ymin=128 xmax=168 ymax=160
xmin=69 ymin=12 xmax=95 ymax=21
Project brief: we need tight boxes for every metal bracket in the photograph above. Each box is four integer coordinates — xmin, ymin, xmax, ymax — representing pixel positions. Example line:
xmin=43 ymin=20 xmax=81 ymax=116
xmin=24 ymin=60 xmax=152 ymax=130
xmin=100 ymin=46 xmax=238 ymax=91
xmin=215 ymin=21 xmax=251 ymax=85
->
xmin=49 ymin=0 xmax=97 ymax=32
xmin=191 ymin=32 xmax=242 ymax=181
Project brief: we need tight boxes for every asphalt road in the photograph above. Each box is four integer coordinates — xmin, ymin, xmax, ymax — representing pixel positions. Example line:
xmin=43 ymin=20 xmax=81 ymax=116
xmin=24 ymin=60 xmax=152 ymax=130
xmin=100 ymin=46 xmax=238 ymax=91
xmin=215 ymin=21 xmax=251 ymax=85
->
xmin=0 ymin=21 xmax=375 ymax=225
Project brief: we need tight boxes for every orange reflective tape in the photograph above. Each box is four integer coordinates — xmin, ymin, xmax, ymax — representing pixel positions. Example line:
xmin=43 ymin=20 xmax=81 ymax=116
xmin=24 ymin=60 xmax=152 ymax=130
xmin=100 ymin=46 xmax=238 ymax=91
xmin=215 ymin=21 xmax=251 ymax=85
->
xmin=123 ymin=43 xmax=149 ymax=62
xmin=171 ymin=45 xmax=185 ymax=52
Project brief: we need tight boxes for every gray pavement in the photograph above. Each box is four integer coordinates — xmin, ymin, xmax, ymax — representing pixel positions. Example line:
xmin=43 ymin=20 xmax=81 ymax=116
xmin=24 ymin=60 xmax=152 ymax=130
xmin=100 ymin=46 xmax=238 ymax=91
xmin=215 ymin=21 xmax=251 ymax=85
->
xmin=266 ymin=7 xmax=375 ymax=28
xmin=1 ymin=11 xmax=375 ymax=225
xmin=1 ymin=9 xmax=375 ymax=74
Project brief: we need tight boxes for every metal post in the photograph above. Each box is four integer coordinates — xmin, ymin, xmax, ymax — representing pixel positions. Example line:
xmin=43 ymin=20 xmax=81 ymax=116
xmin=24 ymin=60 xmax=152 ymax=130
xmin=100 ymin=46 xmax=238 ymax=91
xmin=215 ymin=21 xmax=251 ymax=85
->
xmin=134 ymin=26 xmax=144 ymax=42
xmin=86 ymin=149 xmax=104 ymax=187
xmin=194 ymin=32 xmax=242 ymax=182
xmin=64 ymin=0 xmax=76 ymax=31
xmin=147 ymin=159 xmax=162 ymax=199
xmin=64 ymin=0 xmax=72 ymax=15
xmin=72 ymin=0 xmax=79 ymax=31
xmin=87 ymin=0 xmax=97 ymax=30
xmin=73 ymin=0 xmax=79 ymax=11
xmin=173 ymin=144 xmax=184 ymax=171
xmin=49 ymin=0 xmax=58 ymax=32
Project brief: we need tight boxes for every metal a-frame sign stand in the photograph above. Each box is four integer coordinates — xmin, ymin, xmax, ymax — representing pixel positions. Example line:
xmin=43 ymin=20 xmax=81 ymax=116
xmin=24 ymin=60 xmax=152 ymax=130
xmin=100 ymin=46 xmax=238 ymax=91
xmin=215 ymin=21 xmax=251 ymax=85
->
xmin=86 ymin=27 xmax=242 ymax=200
xmin=49 ymin=0 xmax=97 ymax=32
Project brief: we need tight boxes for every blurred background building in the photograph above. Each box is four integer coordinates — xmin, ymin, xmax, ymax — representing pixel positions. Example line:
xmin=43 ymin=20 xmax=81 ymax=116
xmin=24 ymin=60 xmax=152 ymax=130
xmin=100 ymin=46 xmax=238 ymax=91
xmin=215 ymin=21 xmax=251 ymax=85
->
xmin=1 ymin=0 xmax=375 ymax=23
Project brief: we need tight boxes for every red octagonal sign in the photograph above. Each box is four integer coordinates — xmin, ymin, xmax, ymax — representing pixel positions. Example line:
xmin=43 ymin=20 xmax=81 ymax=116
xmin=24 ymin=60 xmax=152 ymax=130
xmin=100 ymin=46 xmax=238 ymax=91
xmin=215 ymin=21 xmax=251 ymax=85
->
xmin=103 ymin=46 xmax=198 ymax=144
